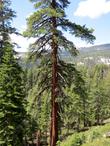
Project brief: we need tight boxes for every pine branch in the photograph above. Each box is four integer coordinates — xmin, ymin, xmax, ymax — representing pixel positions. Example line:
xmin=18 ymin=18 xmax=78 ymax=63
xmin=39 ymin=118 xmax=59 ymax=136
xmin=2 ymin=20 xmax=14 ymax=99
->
xmin=58 ymin=19 xmax=96 ymax=43
xmin=34 ymin=18 xmax=51 ymax=30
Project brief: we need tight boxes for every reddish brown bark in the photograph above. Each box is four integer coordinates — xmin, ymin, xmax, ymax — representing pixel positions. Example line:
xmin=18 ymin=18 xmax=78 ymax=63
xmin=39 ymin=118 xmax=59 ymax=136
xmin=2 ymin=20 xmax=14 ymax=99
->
xmin=50 ymin=33 xmax=59 ymax=146
xmin=50 ymin=1 xmax=59 ymax=146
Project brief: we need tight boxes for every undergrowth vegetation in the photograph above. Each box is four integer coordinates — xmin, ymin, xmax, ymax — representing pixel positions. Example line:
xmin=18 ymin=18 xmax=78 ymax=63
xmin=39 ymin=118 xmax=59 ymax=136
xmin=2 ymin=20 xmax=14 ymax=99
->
xmin=60 ymin=123 xmax=110 ymax=146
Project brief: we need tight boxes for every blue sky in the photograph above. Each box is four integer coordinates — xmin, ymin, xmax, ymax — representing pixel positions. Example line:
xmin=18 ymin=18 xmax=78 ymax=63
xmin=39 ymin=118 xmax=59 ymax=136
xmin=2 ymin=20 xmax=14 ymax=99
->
xmin=11 ymin=0 xmax=110 ymax=52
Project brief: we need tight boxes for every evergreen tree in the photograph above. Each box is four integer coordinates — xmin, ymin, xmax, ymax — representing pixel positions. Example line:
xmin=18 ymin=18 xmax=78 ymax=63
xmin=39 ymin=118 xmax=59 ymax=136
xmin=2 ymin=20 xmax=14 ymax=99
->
xmin=0 ymin=0 xmax=26 ymax=145
xmin=90 ymin=65 xmax=109 ymax=125
xmin=0 ymin=44 xmax=26 ymax=145
xmin=81 ymin=64 xmax=110 ymax=126
xmin=24 ymin=0 xmax=95 ymax=145
xmin=0 ymin=0 xmax=16 ymax=61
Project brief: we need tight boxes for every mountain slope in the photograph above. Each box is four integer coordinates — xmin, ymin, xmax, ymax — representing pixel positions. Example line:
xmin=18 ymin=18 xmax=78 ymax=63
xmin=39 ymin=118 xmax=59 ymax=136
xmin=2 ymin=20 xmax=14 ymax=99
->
xmin=60 ymin=123 xmax=110 ymax=146
xmin=79 ymin=44 xmax=110 ymax=52
xmin=75 ymin=44 xmax=110 ymax=65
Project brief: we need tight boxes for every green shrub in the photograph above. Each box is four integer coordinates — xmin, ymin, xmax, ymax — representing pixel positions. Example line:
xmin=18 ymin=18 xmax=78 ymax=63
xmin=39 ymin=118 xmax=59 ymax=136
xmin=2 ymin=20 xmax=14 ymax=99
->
xmin=91 ymin=131 xmax=101 ymax=141
xmin=72 ymin=134 xmax=84 ymax=146
xmin=60 ymin=134 xmax=86 ymax=146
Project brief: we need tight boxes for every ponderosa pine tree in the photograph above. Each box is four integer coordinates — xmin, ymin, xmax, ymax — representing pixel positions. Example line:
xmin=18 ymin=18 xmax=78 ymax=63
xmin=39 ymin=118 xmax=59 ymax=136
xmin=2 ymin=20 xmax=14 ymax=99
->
xmin=0 ymin=0 xmax=26 ymax=145
xmin=24 ymin=0 xmax=95 ymax=145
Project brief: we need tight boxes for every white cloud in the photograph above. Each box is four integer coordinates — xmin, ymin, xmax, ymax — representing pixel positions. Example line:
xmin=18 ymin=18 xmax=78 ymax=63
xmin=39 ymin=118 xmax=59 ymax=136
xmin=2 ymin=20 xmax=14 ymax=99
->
xmin=11 ymin=34 xmax=35 ymax=52
xmin=74 ymin=0 xmax=110 ymax=19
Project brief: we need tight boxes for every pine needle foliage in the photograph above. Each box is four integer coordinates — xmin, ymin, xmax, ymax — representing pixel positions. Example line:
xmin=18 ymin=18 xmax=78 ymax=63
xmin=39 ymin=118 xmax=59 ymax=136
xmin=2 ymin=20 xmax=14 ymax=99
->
xmin=24 ymin=0 xmax=95 ymax=145
xmin=0 ymin=0 xmax=26 ymax=145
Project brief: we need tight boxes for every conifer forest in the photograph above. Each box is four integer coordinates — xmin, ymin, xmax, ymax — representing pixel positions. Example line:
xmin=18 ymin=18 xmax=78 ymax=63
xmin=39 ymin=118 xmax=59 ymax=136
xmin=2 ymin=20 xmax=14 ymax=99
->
xmin=0 ymin=0 xmax=110 ymax=146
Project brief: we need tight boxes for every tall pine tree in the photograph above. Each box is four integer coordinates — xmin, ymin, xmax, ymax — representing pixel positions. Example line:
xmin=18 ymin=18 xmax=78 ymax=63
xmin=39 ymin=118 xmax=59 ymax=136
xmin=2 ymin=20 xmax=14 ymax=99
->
xmin=24 ymin=0 xmax=95 ymax=145
xmin=0 ymin=0 xmax=26 ymax=145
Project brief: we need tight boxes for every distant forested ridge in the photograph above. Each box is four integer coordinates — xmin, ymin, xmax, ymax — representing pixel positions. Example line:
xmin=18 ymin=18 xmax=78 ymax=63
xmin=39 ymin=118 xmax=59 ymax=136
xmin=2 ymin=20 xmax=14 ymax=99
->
xmin=18 ymin=43 xmax=110 ymax=66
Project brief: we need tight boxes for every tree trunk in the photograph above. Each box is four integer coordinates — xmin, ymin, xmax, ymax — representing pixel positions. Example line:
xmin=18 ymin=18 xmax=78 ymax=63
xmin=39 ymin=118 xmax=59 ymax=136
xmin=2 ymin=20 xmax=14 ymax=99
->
xmin=96 ymin=109 xmax=100 ymax=125
xmin=36 ymin=130 xmax=41 ymax=146
xmin=83 ymin=98 xmax=87 ymax=127
xmin=77 ymin=117 xmax=80 ymax=132
xmin=95 ymin=97 xmax=100 ymax=125
xmin=50 ymin=1 xmax=59 ymax=146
